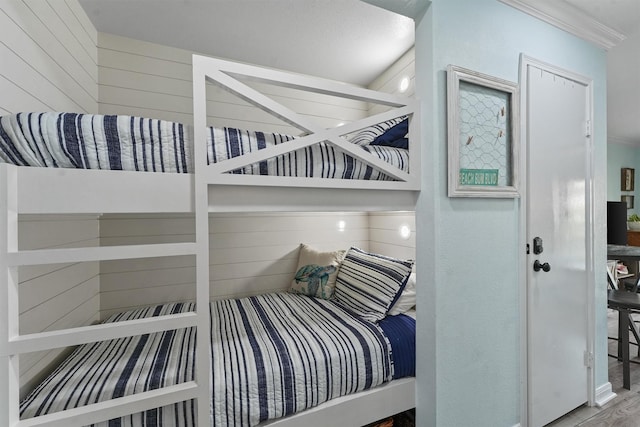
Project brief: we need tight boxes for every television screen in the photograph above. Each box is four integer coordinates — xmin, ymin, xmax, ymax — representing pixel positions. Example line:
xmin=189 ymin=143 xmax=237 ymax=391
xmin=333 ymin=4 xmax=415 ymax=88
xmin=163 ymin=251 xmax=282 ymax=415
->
xmin=608 ymin=201 xmax=627 ymax=245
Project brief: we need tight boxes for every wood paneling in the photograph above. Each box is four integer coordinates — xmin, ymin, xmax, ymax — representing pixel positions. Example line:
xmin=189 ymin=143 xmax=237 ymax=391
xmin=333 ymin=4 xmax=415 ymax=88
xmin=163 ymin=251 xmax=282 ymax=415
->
xmin=368 ymin=212 xmax=416 ymax=261
xmin=0 ymin=0 xmax=97 ymax=114
xmin=367 ymin=47 xmax=415 ymax=116
xmin=97 ymin=33 xmax=369 ymax=133
xmin=99 ymin=211 xmax=416 ymax=316
xmin=99 ymin=212 xmax=371 ymax=316
xmin=18 ymin=215 xmax=100 ymax=397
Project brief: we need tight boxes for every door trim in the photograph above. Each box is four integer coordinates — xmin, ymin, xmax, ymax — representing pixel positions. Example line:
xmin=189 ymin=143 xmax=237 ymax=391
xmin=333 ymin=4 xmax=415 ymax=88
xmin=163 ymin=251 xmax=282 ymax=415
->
xmin=518 ymin=54 xmax=596 ymax=426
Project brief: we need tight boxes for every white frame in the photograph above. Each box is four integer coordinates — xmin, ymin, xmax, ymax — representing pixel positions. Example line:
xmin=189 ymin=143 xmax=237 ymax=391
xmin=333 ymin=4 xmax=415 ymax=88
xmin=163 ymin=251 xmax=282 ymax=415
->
xmin=447 ymin=65 xmax=520 ymax=198
xmin=0 ymin=54 xmax=419 ymax=426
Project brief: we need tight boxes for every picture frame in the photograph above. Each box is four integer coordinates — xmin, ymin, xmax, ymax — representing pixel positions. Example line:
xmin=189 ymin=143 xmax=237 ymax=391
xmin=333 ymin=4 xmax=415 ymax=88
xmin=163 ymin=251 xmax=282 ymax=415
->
xmin=447 ymin=65 xmax=519 ymax=198
xmin=621 ymin=168 xmax=635 ymax=191
xmin=622 ymin=195 xmax=635 ymax=210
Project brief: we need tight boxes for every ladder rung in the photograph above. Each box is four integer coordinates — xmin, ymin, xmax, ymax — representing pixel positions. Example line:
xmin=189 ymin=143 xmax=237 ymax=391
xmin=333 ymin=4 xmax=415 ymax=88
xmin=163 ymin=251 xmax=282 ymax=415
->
xmin=3 ymin=312 xmax=198 ymax=356
xmin=16 ymin=381 xmax=200 ymax=427
xmin=7 ymin=242 xmax=197 ymax=266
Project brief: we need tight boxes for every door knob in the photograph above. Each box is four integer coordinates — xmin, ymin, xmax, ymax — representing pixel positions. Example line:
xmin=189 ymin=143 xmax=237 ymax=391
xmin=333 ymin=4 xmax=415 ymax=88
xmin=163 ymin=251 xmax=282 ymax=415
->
xmin=533 ymin=260 xmax=551 ymax=272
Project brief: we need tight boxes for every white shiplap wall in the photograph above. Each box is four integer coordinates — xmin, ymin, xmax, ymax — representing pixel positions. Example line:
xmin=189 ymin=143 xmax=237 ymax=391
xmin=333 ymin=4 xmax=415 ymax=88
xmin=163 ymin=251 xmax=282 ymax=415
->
xmin=368 ymin=46 xmax=415 ymax=116
xmin=369 ymin=212 xmax=416 ymax=261
xmin=18 ymin=215 xmax=100 ymax=397
xmin=0 ymin=0 xmax=98 ymax=114
xmin=1 ymin=0 xmax=100 ymax=397
xmin=99 ymin=212 xmax=371 ymax=318
xmin=99 ymin=212 xmax=415 ymax=318
xmin=97 ymin=33 xmax=370 ymax=135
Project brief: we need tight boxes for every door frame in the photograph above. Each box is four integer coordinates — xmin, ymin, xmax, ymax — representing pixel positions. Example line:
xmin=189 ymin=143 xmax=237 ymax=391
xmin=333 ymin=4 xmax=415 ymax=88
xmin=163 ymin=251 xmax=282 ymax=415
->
xmin=518 ymin=54 xmax=596 ymax=426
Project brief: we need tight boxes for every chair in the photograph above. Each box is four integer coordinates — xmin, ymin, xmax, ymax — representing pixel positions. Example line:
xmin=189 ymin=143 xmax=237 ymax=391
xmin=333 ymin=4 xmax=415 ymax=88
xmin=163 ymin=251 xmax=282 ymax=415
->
xmin=608 ymin=290 xmax=640 ymax=389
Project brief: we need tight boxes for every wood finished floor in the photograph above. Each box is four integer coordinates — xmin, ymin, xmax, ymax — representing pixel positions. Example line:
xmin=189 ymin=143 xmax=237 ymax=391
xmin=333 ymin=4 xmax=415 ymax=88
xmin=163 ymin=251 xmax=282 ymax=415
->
xmin=547 ymin=310 xmax=640 ymax=426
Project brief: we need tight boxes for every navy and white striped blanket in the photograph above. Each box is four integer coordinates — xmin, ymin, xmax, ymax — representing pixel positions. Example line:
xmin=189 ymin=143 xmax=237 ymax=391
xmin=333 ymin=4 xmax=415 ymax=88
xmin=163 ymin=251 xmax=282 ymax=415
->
xmin=20 ymin=293 xmax=400 ymax=426
xmin=0 ymin=112 xmax=408 ymax=180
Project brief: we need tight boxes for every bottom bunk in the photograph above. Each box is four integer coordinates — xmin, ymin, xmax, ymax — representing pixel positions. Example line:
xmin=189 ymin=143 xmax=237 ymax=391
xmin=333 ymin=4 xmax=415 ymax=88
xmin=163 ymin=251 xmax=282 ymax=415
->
xmin=12 ymin=210 xmax=417 ymax=426
xmin=19 ymin=292 xmax=416 ymax=426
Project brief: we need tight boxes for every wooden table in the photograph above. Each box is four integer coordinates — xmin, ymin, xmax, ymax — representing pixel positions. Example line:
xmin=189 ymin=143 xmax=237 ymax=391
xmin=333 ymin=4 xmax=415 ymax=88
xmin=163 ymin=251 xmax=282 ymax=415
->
xmin=608 ymin=244 xmax=640 ymax=260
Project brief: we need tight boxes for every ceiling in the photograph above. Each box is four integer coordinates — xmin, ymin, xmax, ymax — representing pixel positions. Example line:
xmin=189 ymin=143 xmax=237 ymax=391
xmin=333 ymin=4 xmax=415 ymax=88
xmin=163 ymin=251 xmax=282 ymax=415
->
xmin=564 ymin=0 xmax=639 ymax=36
xmin=566 ymin=0 xmax=640 ymax=145
xmin=78 ymin=0 xmax=415 ymax=87
xmin=79 ymin=0 xmax=640 ymax=144
xmin=550 ymin=0 xmax=640 ymax=145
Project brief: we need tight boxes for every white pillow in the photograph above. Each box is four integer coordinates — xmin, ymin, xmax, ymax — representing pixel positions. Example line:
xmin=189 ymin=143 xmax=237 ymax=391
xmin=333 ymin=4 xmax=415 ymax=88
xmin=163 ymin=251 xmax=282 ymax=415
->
xmin=388 ymin=270 xmax=416 ymax=316
xmin=289 ymin=243 xmax=345 ymax=299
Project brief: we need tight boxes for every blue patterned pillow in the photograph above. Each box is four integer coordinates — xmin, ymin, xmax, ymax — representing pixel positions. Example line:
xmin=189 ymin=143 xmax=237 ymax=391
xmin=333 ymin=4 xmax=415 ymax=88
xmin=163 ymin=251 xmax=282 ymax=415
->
xmin=334 ymin=247 xmax=413 ymax=322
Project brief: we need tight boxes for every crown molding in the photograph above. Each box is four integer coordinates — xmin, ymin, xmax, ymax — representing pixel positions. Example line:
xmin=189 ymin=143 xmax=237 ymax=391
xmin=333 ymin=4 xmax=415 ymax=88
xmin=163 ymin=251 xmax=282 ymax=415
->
xmin=498 ymin=0 xmax=626 ymax=50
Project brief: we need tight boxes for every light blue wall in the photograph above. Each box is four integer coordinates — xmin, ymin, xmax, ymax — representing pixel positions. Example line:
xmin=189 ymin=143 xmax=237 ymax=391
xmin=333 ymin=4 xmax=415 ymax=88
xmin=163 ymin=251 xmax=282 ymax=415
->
xmin=607 ymin=143 xmax=640 ymax=216
xmin=413 ymin=0 xmax=607 ymax=426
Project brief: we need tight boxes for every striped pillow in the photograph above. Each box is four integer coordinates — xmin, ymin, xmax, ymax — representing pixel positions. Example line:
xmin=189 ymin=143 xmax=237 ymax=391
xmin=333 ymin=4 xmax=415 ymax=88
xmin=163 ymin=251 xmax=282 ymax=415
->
xmin=335 ymin=247 xmax=413 ymax=322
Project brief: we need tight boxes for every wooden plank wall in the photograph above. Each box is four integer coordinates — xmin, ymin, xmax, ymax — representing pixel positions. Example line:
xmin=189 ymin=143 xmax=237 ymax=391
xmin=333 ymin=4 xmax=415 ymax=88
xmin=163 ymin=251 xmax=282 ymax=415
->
xmin=97 ymin=33 xmax=370 ymax=135
xmin=0 ymin=0 xmax=100 ymax=396
xmin=0 ymin=0 xmax=98 ymax=115
xmin=99 ymin=212 xmax=415 ymax=318
xmin=368 ymin=47 xmax=415 ymax=116
xmin=99 ymin=212 xmax=372 ymax=318
xmin=18 ymin=215 xmax=100 ymax=397
xmin=369 ymin=212 xmax=416 ymax=262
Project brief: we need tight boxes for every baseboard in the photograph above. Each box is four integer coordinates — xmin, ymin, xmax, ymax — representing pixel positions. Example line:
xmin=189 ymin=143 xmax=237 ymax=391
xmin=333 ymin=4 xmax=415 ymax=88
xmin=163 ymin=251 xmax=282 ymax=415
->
xmin=595 ymin=382 xmax=617 ymax=407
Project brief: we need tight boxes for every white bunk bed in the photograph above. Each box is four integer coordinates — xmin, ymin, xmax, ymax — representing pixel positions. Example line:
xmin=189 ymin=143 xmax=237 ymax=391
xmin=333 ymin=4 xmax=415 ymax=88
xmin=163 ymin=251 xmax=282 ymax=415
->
xmin=0 ymin=55 xmax=420 ymax=427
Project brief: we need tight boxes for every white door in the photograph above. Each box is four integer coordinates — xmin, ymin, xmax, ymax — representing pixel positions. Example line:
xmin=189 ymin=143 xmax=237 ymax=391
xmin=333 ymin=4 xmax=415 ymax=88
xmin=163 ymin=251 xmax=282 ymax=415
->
xmin=525 ymin=60 xmax=592 ymax=426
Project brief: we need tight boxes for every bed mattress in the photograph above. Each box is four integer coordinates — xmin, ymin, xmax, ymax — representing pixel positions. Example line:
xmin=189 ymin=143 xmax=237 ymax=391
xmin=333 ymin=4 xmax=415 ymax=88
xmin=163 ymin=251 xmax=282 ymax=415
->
xmin=0 ymin=112 xmax=408 ymax=180
xmin=19 ymin=292 xmax=415 ymax=426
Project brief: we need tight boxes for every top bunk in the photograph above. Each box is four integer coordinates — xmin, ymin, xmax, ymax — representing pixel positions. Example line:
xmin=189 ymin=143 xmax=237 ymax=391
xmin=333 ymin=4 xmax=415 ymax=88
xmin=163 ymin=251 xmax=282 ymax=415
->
xmin=0 ymin=55 xmax=420 ymax=214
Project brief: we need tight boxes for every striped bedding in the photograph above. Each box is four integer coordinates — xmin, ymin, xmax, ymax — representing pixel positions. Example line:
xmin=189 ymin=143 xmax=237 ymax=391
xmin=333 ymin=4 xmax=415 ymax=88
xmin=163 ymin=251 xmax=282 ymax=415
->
xmin=20 ymin=292 xmax=412 ymax=426
xmin=0 ymin=112 xmax=408 ymax=180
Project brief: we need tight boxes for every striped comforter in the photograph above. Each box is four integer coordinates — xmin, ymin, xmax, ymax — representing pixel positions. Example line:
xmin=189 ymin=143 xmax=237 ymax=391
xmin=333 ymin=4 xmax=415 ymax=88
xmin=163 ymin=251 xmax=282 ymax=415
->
xmin=20 ymin=293 xmax=396 ymax=426
xmin=0 ymin=112 xmax=408 ymax=180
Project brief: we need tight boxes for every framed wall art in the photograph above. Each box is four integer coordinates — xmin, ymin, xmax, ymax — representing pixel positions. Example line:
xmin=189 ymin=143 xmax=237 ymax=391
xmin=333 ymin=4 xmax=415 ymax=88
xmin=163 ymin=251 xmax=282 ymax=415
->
xmin=447 ymin=65 xmax=519 ymax=198
xmin=621 ymin=168 xmax=635 ymax=191
xmin=622 ymin=195 xmax=635 ymax=209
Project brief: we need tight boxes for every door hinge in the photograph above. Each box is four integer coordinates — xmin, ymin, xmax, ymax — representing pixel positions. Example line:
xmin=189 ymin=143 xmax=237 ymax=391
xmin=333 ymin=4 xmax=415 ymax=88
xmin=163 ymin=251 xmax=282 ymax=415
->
xmin=584 ymin=350 xmax=593 ymax=368
xmin=585 ymin=120 xmax=592 ymax=137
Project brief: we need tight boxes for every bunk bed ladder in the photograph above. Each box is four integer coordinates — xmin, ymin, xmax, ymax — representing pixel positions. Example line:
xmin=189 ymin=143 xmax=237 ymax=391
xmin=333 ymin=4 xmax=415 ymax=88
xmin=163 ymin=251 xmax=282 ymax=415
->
xmin=1 ymin=163 xmax=19 ymax=426
xmin=0 ymin=163 xmax=208 ymax=426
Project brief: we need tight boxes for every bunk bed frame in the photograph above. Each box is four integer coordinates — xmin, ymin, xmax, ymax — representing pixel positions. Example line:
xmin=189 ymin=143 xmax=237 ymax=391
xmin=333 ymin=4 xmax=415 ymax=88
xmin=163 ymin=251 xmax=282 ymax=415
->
xmin=0 ymin=54 xmax=420 ymax=427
